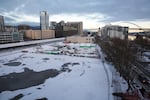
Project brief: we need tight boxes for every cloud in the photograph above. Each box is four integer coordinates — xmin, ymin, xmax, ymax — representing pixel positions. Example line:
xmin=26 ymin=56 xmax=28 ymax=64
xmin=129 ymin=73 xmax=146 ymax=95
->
xmin=0 ymin=0 xmax=150 ymax=28
xmin=112 ymin=20 xmax=150 ymax=29
xmin=50 ymin=13 xmax=109 ymax=28
xmin=1 ymin=11 xmax=39 ymax=24
xmin=1 ymin=10 xmax=108 ymax=28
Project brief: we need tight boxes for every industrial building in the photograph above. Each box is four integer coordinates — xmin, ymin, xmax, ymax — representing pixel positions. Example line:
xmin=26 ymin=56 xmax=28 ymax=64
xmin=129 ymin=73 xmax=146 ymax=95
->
xmin=40 ymin=11 xmax=49 ymax=30
xmin=100 ymin=25 xmax=128 ymax=40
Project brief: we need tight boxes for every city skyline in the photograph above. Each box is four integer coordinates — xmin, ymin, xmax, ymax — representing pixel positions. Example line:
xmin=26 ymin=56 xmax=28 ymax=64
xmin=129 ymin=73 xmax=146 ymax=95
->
xmin=0 ymin=0 xmax=150 ymax=29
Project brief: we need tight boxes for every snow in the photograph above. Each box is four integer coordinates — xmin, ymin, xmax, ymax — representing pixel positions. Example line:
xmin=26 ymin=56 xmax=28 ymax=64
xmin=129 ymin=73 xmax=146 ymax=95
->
xmin=96 ymin=44 xmax=128 ymax=100
xmin=0 ymin=42 xmax=127 ymax=100
xmin=142 ymin=56 xmax=150 ymax=62
xmin=0 ymin=38 xmax=64 ymax=49
xmin=1 ymin=57 xmax=107 ymax=100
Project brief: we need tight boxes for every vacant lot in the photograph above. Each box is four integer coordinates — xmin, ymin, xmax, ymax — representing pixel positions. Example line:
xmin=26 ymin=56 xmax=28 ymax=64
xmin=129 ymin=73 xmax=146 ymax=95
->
xmin=0 ymin=42 xmax=109 ymax=100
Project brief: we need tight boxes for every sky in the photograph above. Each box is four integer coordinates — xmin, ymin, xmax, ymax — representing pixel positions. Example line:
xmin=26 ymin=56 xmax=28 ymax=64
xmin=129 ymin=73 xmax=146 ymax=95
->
xmin=0 ymin=0 xmax=150 ymax=29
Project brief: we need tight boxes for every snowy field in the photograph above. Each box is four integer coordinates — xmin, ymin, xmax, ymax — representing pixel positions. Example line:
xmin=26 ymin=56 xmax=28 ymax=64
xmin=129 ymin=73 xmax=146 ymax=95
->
xmin=0 ymin=42 xmax=118 ymax=100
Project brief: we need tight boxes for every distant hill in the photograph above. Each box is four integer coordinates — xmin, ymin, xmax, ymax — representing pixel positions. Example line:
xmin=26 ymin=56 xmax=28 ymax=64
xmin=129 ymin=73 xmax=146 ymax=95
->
xmin=30 ymin=26 xmax=40 ymax=30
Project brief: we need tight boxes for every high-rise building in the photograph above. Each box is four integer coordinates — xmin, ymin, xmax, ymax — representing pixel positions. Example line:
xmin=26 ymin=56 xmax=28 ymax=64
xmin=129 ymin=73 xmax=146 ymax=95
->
xmin=40 ymin=11 xmax=49 ymax=30
xmin=0 ymin=15 xmax=5 ymax=32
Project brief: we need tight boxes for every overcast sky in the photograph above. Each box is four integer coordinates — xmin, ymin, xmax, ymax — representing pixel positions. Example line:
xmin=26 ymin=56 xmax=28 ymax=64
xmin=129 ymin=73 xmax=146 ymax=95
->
xmin=0 ymin=0 xmax=150 ymax=28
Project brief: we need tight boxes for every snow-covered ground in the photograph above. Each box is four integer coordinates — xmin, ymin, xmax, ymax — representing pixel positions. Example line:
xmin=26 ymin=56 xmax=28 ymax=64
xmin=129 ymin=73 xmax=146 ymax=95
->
xmin=0 ymin=42 xmax=128 ymax=100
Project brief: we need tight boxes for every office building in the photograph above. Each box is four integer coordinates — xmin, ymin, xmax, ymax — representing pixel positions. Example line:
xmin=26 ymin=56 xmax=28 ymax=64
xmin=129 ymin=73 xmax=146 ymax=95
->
xmin=0 ymin=15 xmax=5 ymax=32
xmin=40 ymin=11 xmax=49 ymax=30
xmin=66 ymin=22 xmax=83 ymax=35
xmin=100 ymin=25 xmax=128 ymax=40
xmin=51 ymin=21 xmax=83 ymax=38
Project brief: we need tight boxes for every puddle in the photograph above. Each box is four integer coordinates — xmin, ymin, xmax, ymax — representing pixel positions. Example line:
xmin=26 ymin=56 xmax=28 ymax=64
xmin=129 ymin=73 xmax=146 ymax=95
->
xmin=36 ymin=97 xmax=48 ymax=100
xmin=21 ymin=50 xmax=28 ymax=53
xmin=22 ymin=56 xmax=34 ymax=59
xmin=72 ymin=63 xmax=80 ymax=66
xmin=0 ymin=68 xmax=59 ymax=92
xmin=42 ymin=58 xmax=49 ymax=60
xmin=22 ymin=64 xmax=26 ymax=66
xmin=61 ymin=62 xmax=80 ymax=68
xmin=37 ymin=87 xmax=42 ymax=90
xmin=3 ymin=62 xmax=22 ymax=66
xmin=10 ymin=94 xmax=24 ymax=100
xmin=61 ymin=63 xmax=71 ymax=68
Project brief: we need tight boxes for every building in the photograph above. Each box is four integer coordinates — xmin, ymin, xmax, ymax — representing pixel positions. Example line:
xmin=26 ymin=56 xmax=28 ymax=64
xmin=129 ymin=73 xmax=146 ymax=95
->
xmin=67 ymin=22 xmax=83 ymax=35
xmin=66 ymin=36 xmax=94 ymax=43
xmin=40 ymin=11 xmax=49 ymax=30
xmin=55 ymin=21 xmax=78 ymax=37
xmin=24 ymin=30 xmax=55 ymax=40
xmin=0 ymin=32 xmax=23 ymax=44
xmin=5 ymin=25 xmax=18 ymax=32
xmin=0 ymin=32 xmax=12 ymax=43
xmin=18 ymin=24 xmax=31 ymax=31
xmin=50 ymin=21 xmax=57 ymax=30
xmin=52 ymin=21 xmax=83 ymax=38
xmin=0 ymin=16 xmax=23 ymax=43
xmin=100 ymin=25 xmax=128 ymax=40
xmin=0 ymin=15 xmax=5 ymax=32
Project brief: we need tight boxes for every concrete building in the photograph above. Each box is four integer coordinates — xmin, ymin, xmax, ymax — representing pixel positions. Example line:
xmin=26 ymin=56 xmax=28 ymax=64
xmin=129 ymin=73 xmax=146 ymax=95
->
xmin=0 ymin=16 xmax=23 ymax=43
xmin=0 ymin=32 xmax=23 ymax=44
xmin=0 ymin=15 xmax=5 ymax=32
xmin=100 ymin=25 xmax=128 ymax=40
xmin=40 ymin=11 xmax=49 ymax=30
xmin=52 ymin=21 xmax=83 ymax=38
xmin=50 ymin=21 xmax=57 ymax=29
xmin=24 ymin=30 xmax=55 ymax=40
xmin=67 ymin=22 xmax=83 ymax=35
xmin=66 ymin=36 xmax=94 ymax=43
xmin=0 ymin=32 xmax=12 ymax=43
xmin=5 ymin=25 xmax=18 ymax=32
xmin=41 ymin=30 xmax=55 ymax=39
